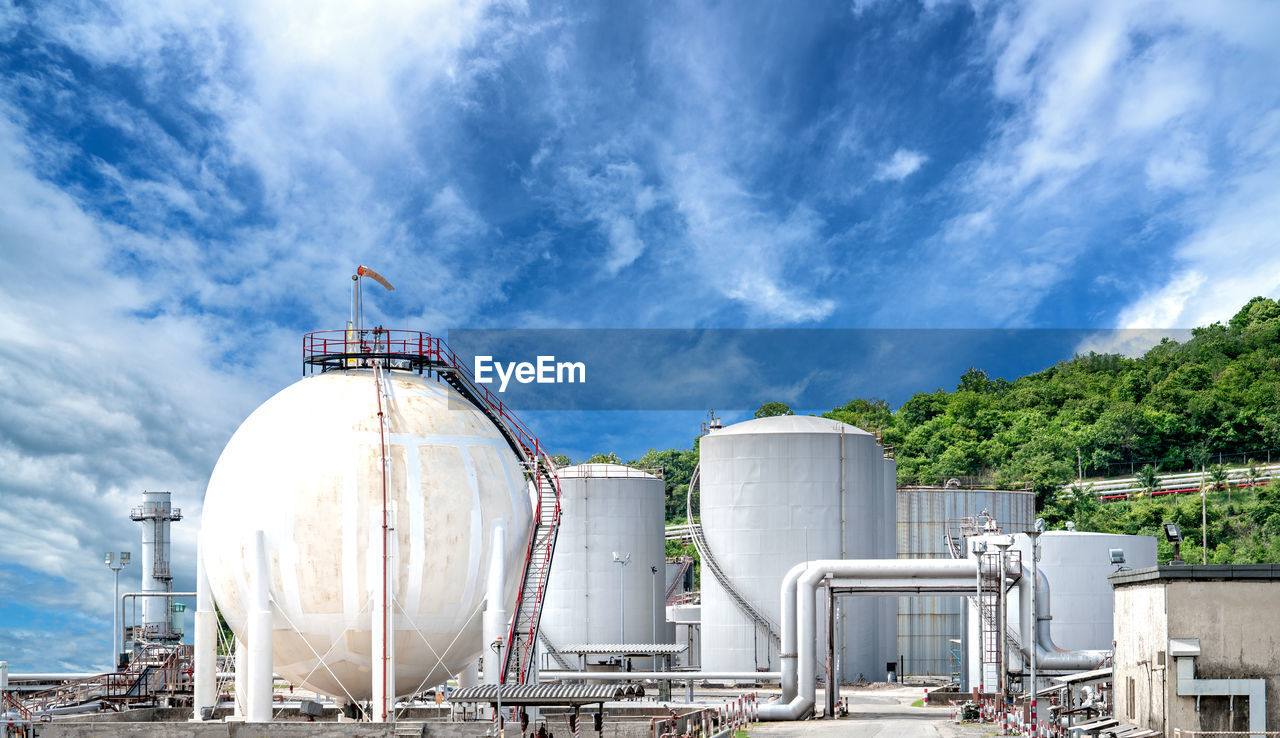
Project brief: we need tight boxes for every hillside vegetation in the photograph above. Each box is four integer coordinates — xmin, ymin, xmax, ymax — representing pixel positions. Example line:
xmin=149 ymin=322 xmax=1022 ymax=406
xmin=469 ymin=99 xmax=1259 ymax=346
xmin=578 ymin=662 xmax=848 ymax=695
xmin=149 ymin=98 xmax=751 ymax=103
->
xmin=573 ymin=297 xmax=1280 ymax=564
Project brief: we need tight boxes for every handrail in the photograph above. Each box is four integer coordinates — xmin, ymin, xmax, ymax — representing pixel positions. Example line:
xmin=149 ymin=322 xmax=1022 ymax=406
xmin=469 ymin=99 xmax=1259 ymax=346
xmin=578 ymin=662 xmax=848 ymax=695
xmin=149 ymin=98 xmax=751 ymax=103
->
xmin=684 ymin=465 xmax=781 ymax=650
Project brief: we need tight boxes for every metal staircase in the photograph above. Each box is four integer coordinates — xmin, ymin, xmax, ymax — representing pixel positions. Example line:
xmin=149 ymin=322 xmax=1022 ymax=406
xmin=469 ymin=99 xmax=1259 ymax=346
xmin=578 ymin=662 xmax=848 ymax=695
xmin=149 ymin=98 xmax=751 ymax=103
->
xmin=537 ymin=630 xmax=574 ymax=671
xmin=684 ymin=464 xmax=781 ymax=650
xmin=302 ymin=329 xmax=563 ymax=687
xmin=665 ymin=557 xmax=693 ymax=601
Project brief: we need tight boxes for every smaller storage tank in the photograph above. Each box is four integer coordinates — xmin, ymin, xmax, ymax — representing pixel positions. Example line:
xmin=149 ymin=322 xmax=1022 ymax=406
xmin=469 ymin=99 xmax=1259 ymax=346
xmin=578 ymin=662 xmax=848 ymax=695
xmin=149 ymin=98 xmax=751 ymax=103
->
xmin=539 ymin=463 xmax=668 ymax=666
xmin=963 ymin=529 xmax=1157 ymax=690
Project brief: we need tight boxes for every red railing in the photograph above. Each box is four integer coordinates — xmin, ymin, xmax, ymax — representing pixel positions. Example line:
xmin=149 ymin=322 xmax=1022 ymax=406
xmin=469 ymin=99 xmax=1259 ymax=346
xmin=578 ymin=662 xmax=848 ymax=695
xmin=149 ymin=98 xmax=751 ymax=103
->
xmin=303 ymin=330 xmax=546 ymax=464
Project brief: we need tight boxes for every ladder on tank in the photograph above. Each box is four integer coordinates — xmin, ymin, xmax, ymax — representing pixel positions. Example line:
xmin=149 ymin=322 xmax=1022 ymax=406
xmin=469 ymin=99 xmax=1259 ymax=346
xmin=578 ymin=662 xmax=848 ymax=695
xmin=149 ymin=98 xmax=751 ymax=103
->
xmin=684 ymin=464 xmax=782 ymax=653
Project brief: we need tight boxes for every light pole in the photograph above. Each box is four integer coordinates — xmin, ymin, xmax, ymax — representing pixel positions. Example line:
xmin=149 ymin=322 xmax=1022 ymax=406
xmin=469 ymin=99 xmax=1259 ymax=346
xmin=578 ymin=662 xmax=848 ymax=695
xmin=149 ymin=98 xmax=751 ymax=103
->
xmin=612 ymin=552 xmax=631 ymax=643
xmin=104 ymin=551 xmax=131 ymax=669
xmin=650 ymin=566 xmax=659 ymax=643
xmin=1028 ymin=519 xmax=1045 ymax=736
xmin=490 ymin=637 xmax=504 ymax=738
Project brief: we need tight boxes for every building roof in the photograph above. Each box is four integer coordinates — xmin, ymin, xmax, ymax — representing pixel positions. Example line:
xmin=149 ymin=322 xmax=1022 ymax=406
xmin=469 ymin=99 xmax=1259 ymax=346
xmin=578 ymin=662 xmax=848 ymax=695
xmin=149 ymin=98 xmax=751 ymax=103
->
xmin=1109 ymin=564 xmax=1280 ymax=586
xmin=710 ymin=414 xmax=871 ymax=437
xmin=557 ymin=643 xmax=688 ymax=656
xmin=449 ymin=684 xmax=643 ymax=705
xmin=1053 ymin=667 xmax=1112 ymax=685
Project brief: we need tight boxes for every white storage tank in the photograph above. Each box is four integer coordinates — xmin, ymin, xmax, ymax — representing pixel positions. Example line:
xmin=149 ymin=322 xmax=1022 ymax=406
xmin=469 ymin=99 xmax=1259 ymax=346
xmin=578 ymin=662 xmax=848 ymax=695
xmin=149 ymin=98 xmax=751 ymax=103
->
xmin=201 ymin=368 xmax=533 ymax=700
xmin=896 ymin=487 xmax=1035 ymax=676
xmin=539 ymin=463 xmax=668 ymax=664
xmin=1009 ymin=530 xmax=1157 ymax=650
xmin=698 ymin=415 xmax=896 ymax=680
xmin=964 ymin=530 xmax=1157 ymax=690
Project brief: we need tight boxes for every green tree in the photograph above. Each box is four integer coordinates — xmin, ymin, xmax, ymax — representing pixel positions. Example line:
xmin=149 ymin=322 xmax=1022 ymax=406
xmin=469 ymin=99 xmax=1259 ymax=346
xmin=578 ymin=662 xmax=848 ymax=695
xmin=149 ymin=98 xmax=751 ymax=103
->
xmin=754 ymin=402 xmax=794 ymax=418
xmin=1135 ymin=464 xmax=1161 ymax=499
xmin=1208 ymin=463 xmax=1231 ymax=503
xmin=551 ymin=454 xmax=571 ymax=468
xmin=585 ymin=451 xmax=622 ymax=464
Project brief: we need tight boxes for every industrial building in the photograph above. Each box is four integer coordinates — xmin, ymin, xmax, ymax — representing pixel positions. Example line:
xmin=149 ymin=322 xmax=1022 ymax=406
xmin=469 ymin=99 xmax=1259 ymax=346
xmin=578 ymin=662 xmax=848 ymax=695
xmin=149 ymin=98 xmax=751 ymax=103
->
xmin=1111 ymin=565 xmax=1280 ymax=736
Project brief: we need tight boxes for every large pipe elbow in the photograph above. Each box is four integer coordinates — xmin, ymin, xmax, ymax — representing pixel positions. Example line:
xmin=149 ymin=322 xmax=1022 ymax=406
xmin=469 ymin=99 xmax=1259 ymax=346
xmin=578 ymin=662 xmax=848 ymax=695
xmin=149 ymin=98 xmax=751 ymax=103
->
xmin=757 ymin=696 xmax=814 ymax=722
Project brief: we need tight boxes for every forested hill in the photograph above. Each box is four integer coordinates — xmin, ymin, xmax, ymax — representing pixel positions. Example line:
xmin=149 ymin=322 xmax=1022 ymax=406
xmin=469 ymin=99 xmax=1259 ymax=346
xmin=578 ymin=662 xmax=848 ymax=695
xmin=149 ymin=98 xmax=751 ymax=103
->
xmin=568 ymin=296 xmax=1280 ymax=518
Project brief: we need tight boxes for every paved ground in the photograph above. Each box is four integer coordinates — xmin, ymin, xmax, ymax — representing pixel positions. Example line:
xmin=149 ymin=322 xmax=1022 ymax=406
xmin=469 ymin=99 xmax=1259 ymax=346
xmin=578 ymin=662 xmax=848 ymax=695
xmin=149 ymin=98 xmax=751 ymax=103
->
xmin=746 ymin=687 xmax=992 ymax=738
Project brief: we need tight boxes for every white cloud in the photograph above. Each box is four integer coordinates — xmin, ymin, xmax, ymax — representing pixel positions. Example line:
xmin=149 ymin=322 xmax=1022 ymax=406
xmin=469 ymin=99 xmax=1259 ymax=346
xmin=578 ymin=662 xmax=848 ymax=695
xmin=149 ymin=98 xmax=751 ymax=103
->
xmin=894 ymin=0 xmax=1280 ymax=327
xmin=874 ymin=148 xmax=928 ymax=181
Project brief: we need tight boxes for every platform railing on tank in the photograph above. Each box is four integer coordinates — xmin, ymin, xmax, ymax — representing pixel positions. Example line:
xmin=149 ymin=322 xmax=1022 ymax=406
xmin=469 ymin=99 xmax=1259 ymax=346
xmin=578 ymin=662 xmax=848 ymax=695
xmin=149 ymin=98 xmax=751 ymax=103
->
xmin=302 ymin=330 xmax=547 ymax=468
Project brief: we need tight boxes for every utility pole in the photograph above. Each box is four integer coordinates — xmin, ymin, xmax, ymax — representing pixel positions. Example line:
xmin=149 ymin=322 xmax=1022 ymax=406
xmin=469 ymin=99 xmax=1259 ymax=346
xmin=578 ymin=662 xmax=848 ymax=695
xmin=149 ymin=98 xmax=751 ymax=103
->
xmin=1201 ymin=465 xmax=1208 ymax=565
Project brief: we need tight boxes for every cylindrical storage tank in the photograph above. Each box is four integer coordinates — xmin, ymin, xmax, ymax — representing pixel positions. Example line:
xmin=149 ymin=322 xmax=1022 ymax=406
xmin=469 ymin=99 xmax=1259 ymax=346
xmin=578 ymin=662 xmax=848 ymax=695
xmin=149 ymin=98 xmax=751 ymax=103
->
xmin=201 ymin=369 xmax=533 ymax=700
xmin=1009 ymin=530 xmax=1157 ymax=650
xmin=895 ymin=487 xmax=1034 ymax=677
xmin=540 ymin=464 xmax=667 ymax=665
xmin=963 ymin=530 xmax=1157 ymax=690
xmin=698 ymin=415 xmax=896 ymax=680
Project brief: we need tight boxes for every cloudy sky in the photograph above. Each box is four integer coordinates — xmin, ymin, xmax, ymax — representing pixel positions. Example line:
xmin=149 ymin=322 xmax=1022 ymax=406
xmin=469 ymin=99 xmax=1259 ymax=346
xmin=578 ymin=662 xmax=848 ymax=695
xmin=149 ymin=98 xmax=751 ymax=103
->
xmin=1 ymin=0 xmax=1278 ymax=671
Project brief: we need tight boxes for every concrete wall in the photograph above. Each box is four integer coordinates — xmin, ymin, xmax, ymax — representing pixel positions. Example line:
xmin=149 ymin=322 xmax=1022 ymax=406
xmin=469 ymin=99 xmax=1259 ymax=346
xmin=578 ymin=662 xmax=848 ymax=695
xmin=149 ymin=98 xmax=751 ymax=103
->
xmin=1112 ymin=581 xmax=1169 ymax=733
xmin=39 ymin=719 xmax=654 ymax=738
xmin=1114 ymin=577 xmax=1280 ymax=736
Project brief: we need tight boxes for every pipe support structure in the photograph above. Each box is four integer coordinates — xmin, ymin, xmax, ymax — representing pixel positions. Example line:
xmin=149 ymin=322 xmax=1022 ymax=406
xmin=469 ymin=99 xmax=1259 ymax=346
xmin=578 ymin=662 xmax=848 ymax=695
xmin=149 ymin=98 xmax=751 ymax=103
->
xmin=192 ymin=532 xmax=218 ymax=721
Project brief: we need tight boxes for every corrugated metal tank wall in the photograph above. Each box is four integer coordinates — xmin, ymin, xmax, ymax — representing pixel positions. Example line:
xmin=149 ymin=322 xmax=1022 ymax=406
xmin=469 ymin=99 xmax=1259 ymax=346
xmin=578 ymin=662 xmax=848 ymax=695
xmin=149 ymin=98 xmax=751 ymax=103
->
xmin=539 ymin=463 xmax=667 ymax=663
xmin=895 ymin=487 xmax=1035 ymax=676
xmin=699 ymin=415 xmax=896 ymax=680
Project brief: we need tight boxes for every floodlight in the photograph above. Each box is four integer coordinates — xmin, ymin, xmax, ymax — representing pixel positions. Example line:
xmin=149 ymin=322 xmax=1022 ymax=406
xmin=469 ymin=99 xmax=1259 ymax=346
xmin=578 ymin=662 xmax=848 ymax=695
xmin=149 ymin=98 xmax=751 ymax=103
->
xmin=120 ymin=551 xmax=131 ymax=565
xmin=104 ymin=552 xmax=113 ymax=565
xmin=1034 ymin=518 xmax=1046 ymax=533
xmin=1109 ymin=548 xmax=1125 ymax=565
xmin=1163 ymin=523 xmax=1182 ymax=542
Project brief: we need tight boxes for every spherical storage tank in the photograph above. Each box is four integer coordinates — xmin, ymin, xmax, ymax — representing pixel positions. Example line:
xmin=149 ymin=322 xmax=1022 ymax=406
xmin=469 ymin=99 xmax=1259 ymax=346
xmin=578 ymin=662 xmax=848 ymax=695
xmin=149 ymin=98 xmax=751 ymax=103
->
xmin=201 ymin=368 xmax=533 ymax=699
xmin=699 ymin=415 xmax=896 ymax=680
xmin=540 ymin=464 xmax=667 ymax=659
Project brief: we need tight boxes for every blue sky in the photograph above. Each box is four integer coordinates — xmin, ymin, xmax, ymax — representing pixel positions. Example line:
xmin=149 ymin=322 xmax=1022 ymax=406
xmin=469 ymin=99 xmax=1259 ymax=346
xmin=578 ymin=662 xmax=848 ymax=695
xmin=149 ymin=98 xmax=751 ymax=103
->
xmin=1 ymin=0 xmax=1278 ymax=671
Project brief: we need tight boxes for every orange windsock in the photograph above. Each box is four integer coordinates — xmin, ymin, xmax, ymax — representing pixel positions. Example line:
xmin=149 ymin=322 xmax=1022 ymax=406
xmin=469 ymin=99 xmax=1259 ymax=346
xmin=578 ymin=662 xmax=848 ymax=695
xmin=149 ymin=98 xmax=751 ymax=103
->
xmin=356 ymin=265 xmax=394 ymax=291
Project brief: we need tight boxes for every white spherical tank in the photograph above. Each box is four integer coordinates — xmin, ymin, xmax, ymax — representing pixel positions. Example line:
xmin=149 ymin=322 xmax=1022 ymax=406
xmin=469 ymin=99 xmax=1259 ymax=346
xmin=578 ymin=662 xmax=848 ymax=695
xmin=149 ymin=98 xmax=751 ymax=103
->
xmin=698 ymin=415 xmax=896 ymax=680
xmin=201 ymin=369 xmax=533 ymax=699
xmin=540 ymin=464 xmax=667 ymax=660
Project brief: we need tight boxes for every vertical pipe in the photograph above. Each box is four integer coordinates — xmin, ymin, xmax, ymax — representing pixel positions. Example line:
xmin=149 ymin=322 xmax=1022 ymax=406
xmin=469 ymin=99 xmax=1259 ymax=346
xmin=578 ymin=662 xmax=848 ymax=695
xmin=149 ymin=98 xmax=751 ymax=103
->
xmin=825 ymin=587 xmax=835 ymax=719
xmin=193 ymin=533 xmax=217 ymax=720
xmin=233 ymin=635 xmax=247 ymax=718
xmin=1028 ymin=531 xmax=1039 ymax=736
xmin=459 ymin=661 xmax=480 ymax=689
xmin=246 ymin=530 xmax=273 ymax=723
xmin=483 ymin=524 xmax=508 ymax=685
